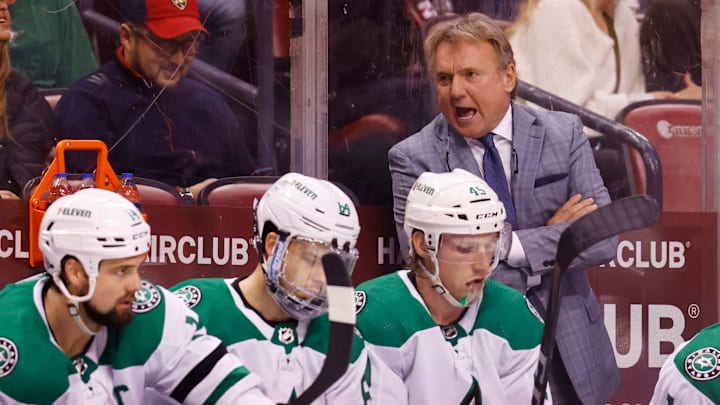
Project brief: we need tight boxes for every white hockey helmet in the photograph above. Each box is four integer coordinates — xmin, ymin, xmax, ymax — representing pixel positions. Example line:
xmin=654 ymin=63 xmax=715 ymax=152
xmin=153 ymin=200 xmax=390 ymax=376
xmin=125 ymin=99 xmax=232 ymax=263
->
xmin=404 ymin=169 xmax=511 ymax=307
xmin=39 ymin=188 xmax=151 ymax=302
xmin=254 ymin=172 xmax=360 ymax=320
xmin=405 ymin=168 xmax=508 ymax=252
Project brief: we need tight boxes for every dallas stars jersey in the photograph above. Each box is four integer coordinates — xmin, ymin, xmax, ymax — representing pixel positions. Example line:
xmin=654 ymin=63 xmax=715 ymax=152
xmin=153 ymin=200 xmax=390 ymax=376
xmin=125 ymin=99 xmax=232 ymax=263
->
xmin=355 ymin=270 xmax=550 ymax=405
xmin=650 ymin=323 xmax=720 ymax=404
xmin=0 ymin=275 xmax=271 ymax=404
xmin=171 ymin=278 xmax=408 ymax=405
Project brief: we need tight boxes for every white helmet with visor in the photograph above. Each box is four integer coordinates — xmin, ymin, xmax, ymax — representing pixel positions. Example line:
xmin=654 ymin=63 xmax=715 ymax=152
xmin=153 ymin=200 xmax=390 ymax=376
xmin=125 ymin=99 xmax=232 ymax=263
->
xmin=254 ymin=173 xmax=360 ymax=320
xmin=404 ymin=169 xmax=511 ymax=307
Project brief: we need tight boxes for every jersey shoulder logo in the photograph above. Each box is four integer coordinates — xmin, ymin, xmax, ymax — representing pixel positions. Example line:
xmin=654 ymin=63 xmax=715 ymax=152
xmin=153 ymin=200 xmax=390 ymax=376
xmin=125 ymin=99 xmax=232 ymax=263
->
xmin=355 ymin=290 xmax=367 ymax=314
xmin=174 ymin=285 xmax=202 ymax=309
xmin=0 ymin=337 xmax=19 ymax=377
xmin=132 ymin=281 xmax=162 ymax=313
xmin=685 ymin=347 xmax=720 ymax=381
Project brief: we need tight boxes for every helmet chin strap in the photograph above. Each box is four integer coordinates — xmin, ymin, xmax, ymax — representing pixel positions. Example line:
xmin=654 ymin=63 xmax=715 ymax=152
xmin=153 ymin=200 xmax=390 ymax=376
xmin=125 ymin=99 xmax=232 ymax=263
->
xmin=52 ymin=275 xmax=100 ymax=336
xmin=66 ymin=301 xmax=99 ymax=336
xmin=419 ymin=253 xmax=474 ymax=308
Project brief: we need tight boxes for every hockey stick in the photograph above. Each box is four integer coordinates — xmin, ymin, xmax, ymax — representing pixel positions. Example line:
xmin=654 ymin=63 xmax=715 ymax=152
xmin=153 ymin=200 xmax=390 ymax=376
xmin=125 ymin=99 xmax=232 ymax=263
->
xmin=290 ymin=253 xmax=356 ymax=405
xmin=531 ymin=195 xmax=660 ymax=405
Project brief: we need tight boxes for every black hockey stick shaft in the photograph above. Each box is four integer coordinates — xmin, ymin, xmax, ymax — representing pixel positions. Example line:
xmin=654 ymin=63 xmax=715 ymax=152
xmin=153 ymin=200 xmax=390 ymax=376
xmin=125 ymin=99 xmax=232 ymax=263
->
xmin=290 ymin=253 xmax=356 ymax=405
xmin=532 ymin=195 xmax=660 ymax=405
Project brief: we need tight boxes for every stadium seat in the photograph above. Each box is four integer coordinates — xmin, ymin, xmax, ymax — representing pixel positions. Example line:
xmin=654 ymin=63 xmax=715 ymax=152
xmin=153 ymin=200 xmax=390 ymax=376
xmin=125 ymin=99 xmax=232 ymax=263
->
xmin=616 ymin=100 xmax=702 ymax=212
xmin=22 ymin=175 xmax=190 ymax=206
xmin=197 ymin=176 xmax=278 ymax=207
xmin=329 ymin=113 xmax=406 ymax=150
xmin=134 ymin=177 xmax=191 ymax=206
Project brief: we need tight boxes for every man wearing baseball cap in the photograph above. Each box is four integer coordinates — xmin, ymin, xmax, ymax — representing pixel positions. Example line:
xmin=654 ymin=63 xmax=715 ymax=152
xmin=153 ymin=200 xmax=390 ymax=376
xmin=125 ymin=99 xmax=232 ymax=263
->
xmin=54 ymin=0 xmax=256 ymax=198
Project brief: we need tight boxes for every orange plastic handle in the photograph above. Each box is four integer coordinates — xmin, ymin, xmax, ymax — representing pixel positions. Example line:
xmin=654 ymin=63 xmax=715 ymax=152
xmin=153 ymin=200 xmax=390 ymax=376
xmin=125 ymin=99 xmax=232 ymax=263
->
xmin=28 ymin=140 xmax=122 ymax=267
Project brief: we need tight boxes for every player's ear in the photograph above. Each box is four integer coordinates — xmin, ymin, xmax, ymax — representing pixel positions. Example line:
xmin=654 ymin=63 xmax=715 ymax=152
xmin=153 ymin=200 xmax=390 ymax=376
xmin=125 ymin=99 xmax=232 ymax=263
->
xmin=411 ymin=231 xmax=430 ymax=259
xmin=264 ymin=232 xmax=278 ymax=257
xmin=63 ymin=257 xmax=88 ymax=292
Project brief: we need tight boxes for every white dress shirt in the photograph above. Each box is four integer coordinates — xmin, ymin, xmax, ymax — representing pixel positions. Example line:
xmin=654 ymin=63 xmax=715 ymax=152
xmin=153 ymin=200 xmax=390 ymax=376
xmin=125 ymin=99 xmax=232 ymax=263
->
xmin=465 ymin=105 xmax=528 ymax=267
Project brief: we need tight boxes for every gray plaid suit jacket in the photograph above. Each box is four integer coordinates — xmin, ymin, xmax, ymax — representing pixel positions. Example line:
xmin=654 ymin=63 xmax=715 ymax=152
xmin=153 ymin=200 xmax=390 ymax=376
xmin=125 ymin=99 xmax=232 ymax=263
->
xmin=389 ymin=103 xmax=619 ymax=404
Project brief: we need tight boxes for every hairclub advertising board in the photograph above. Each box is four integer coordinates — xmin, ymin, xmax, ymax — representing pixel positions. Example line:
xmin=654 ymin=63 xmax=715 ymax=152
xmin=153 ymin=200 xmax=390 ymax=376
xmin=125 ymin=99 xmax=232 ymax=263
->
xmin=0 ymin=199 xmax=715 ymax=403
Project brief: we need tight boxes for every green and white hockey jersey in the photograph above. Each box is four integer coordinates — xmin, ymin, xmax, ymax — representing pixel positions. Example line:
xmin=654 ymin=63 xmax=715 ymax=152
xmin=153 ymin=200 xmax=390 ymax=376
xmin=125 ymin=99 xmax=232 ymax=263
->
xmin=0 ymin=275 xmax=271 ymax=404
xmin=355 ymin=270 xmax=550 ymax=405
xmin=650 ymin=323 xmax=720 ymax=404
xmin=171 ymin=278 xmax=408 ymax=405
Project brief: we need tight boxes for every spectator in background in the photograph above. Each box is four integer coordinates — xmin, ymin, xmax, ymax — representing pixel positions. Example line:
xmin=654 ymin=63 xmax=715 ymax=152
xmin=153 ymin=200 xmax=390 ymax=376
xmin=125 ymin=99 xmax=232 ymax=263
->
xmin=196 ymin=0 xmax=247 ymax=73
xmin=389 ymin=13 xmax=619 ymax=403
xmin=640 ymin=0 xmax=701 ymax=95
xmin=508 ymin=0 xmax=697 ymax=120
xmin=8 ymin=0 xmax=97 ymax=89
xmin=54 ymin=0 xmax=256 ymax=200
xmin=0 ymin=0 xmax=56 ymax=199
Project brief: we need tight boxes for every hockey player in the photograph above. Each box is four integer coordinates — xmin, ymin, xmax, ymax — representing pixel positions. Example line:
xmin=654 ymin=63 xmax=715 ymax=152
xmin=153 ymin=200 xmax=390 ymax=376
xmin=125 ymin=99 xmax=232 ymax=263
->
xmin=650 ymin=323 xmax=720 ymax=404
xmin=171 ymin=172 xmax=407 ymax=404
xmin=355 ymin=169 xmax=551 ymax=404
xmin=0 ymin=188 xmax=271 ymax=404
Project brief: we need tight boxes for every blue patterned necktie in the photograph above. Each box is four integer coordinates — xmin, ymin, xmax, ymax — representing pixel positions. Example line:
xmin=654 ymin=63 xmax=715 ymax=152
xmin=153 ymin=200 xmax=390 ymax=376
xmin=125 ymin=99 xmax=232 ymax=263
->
xmin=478 ymin=133 xmax=518 ymax=229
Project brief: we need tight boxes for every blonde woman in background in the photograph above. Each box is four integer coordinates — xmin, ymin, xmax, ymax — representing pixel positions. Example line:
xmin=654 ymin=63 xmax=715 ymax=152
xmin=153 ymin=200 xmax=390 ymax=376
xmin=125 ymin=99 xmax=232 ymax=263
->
xmin=0 ymin=0 xmax=55 ymax=199
xmin=507 ymin=0 xmax=698 ymax=119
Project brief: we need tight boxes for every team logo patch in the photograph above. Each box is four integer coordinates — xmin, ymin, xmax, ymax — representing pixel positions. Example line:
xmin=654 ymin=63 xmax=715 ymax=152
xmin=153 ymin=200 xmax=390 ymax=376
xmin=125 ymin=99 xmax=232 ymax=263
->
xmin=174 ymin=285 xmax=202 ymax=308
xmin=0 ymin=337 xmax=18 ymax=377
xmin=132 ymin=281 xmax=162 ymax=313
xmin=685 ymin=347 xmax=720 ymax=381
xmin=354 ymin=291 xmax=367 ymax=314
xmin=171 ymin=0 xmax=187 ymax=10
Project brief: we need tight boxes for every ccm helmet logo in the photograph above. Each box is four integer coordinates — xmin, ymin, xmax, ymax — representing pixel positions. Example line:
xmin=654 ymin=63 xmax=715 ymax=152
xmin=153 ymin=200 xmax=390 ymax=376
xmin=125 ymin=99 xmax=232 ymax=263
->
xmin=477 ymin=212 xmax=499 ymax=219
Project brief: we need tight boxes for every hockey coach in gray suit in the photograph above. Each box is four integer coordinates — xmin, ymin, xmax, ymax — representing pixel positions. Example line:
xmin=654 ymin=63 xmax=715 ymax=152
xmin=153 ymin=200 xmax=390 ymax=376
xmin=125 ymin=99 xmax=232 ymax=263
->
xmin=389 ymin=12 xmax=619 ymax=405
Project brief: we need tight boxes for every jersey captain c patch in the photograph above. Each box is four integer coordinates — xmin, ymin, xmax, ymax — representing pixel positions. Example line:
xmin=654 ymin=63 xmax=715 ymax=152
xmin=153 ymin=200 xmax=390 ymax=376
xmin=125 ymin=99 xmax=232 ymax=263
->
xmin=0 ymin=337 xmax=18 ymax=377
xmin=132 ymin=281 xmax=162 ymax=313
xmin=685 ymin=347 xmax=720 ymax=381
xmin=174 ymin=285 xmax=202 ymax=309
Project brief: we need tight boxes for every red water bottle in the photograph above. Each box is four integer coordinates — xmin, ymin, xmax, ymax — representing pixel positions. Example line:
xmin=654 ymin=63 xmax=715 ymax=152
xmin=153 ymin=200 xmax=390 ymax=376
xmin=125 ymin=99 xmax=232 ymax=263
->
xmin=79 ymin=173 xmax=95 ymax=190
xmin=47 ymin=172 xmax=73 ymax=205
xmin=116 ymin=173 xmax=141 ymax=209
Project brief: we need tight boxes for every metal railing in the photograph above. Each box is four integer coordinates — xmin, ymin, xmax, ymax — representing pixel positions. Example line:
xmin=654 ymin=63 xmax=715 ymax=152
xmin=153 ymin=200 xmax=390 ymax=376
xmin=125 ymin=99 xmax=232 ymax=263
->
xmin=517 ymin=81 xmax=663 ymax=209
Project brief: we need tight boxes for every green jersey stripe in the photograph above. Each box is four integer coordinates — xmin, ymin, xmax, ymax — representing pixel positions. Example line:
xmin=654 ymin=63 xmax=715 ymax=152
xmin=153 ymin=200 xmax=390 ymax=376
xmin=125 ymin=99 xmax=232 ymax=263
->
xmin=205 ymin=366 xmax=253 ymax=404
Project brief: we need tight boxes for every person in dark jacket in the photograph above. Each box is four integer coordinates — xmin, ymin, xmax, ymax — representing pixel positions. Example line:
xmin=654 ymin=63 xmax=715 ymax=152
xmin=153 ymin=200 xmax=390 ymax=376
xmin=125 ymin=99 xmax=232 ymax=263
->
xmin=54 ymin=0 xmax=256 ymax=199
xmin=0 ymin=0 xmax=55 ymax=199
xmin=640 ymin=0 xmax=701 ymax=94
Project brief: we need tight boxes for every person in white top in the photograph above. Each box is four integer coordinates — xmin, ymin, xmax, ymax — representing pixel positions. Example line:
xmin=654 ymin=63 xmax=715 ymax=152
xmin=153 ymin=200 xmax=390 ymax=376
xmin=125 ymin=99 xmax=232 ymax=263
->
xmin=508 ymin=0 xmax=697 ymax=119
